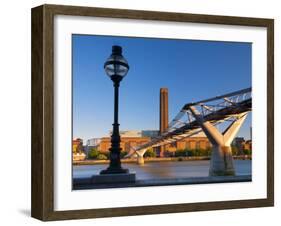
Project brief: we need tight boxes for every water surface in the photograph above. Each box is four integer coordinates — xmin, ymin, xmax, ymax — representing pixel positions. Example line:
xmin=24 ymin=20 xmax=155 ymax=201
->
xmin=73 ymin=160 xmax=251 ymax=180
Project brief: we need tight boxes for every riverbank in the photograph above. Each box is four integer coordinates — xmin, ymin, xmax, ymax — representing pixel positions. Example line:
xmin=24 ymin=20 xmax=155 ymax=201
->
xmin=73 ymin=175 xmax=252 ymax=190
xmin=73 ymin=155 xmax=251 ymax=165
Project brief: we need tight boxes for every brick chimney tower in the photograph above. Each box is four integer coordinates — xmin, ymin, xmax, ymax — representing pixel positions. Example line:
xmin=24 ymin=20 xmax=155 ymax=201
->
xmin=159 ymin=88 xmax=169 ymax=157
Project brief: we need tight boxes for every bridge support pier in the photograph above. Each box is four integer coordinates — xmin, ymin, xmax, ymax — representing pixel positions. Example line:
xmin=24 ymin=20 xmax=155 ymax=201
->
xmin=189 ymin=106 xmax=248 ymax=176
xmin=209 ymin=145 xmax=235 ymax=176
xmin=137 ymin=156 xmax=144 ymax=165
xmin=136 ymin=150 xmax=145 ymax=165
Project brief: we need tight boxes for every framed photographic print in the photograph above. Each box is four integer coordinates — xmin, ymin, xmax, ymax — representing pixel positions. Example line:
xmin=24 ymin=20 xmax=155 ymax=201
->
xmin=31 ymin=4 xmax=274 ymax=221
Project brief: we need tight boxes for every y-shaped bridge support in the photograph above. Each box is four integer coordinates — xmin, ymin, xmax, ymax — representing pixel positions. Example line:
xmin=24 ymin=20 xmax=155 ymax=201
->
xmin=189 ymin=106 xmax=248 ymax=176
xmin=136 ymin=149 xmax=146 ymax=165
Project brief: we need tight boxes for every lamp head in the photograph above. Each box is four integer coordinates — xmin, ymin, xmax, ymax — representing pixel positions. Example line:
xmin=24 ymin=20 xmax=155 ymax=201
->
xmin=104 ymin=45 xmax=129 ymax=82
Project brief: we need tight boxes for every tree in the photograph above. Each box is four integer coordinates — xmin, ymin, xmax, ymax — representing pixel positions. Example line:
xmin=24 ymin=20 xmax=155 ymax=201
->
xmin=97 ymin=154 xmax=108 ymax=160
xmin=144 ymin=148 xmax=156 ymax=158
xmin=120 ymin=151 xmax=128 ymax=159
xmin=175 ymin=149 xmax=187 ymax=157
xmin=243 ymin=149 xmax=252 ymax=155
xmin=231 ymin=145 xmax=239 ymax=155
xmin=88 ymin=148 xmax=99 ymax=159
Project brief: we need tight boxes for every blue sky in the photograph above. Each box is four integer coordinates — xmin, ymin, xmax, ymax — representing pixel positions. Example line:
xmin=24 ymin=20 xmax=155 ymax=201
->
xmin=72 ymin=35 xmax=252 ymax=142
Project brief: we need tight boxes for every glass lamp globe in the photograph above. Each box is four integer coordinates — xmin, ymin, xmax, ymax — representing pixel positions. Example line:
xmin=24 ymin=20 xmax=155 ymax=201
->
xmin=104 ymin=45 xmax=129 ymax=80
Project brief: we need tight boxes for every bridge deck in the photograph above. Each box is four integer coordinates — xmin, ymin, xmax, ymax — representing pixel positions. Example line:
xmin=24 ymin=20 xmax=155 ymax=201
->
xmin=137 ymin=98 xmax=251 ymax=150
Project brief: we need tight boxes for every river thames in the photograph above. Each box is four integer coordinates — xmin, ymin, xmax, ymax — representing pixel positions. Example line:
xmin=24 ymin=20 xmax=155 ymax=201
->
xmin=73 ymin=160 xmax=251 ymax=180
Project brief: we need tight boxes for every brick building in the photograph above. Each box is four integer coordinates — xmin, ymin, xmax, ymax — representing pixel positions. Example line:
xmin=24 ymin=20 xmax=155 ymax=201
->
xmin=97 ymin=136 xmax=151 ymax=153
xmin=95 ymin=135 xmax=210 ymax=154
xmin=95 ymin=131 xmax=210 ymax=155
xmin=72 ymin=138 xmax=86 ymax=161
xmin=72 ymin=138 xmax=83 ymax=153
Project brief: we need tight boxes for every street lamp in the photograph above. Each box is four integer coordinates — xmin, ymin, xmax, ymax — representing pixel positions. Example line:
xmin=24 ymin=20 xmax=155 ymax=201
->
xmin=100 ymin=45 xmax=130 ymax=174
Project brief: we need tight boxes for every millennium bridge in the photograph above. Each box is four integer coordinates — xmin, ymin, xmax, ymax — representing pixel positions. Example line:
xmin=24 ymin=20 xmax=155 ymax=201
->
xmin=126 ymin=87 xmax=252 ymax=176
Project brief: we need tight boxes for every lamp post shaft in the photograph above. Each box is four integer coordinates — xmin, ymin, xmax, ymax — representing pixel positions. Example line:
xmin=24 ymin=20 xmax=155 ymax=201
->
xmin=113 ymin=81 xmax=119 ymax=126
xmin=109 ymin=81 xmax=121 ymax=169
xmin=100 ymin=79 xmax=128 ymax=174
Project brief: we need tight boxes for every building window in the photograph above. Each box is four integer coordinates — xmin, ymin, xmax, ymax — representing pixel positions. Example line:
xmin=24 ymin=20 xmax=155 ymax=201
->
xmin=199 ymin=141 xmax=206 ymax=149
xmin=190 ymin=141 xmax=196 ymax=149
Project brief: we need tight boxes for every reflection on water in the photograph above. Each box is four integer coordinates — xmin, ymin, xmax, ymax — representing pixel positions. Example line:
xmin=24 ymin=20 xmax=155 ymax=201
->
xmin=73 ymin=160 xmax=251 ymax=180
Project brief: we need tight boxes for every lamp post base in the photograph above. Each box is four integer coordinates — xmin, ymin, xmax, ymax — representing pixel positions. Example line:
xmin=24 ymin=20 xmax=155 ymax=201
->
xmin=100 ymin=167 xmax=129 ymax=175
xmin=92 ymin=172 xmax=136 ymax=184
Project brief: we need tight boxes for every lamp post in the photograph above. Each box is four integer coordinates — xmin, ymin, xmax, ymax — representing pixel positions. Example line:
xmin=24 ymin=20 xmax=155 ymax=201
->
xmin=100 ymin=45 xmax=130 ymax=174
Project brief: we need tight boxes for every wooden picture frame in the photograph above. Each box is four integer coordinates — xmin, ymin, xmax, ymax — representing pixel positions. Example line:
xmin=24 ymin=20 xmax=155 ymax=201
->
xmin=31 ymin=4 xmax=274 ymax=221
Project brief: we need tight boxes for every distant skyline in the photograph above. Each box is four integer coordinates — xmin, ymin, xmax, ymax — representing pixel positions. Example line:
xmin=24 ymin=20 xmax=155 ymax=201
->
xmin=72 ymin=34 xmax=252 ymax=143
